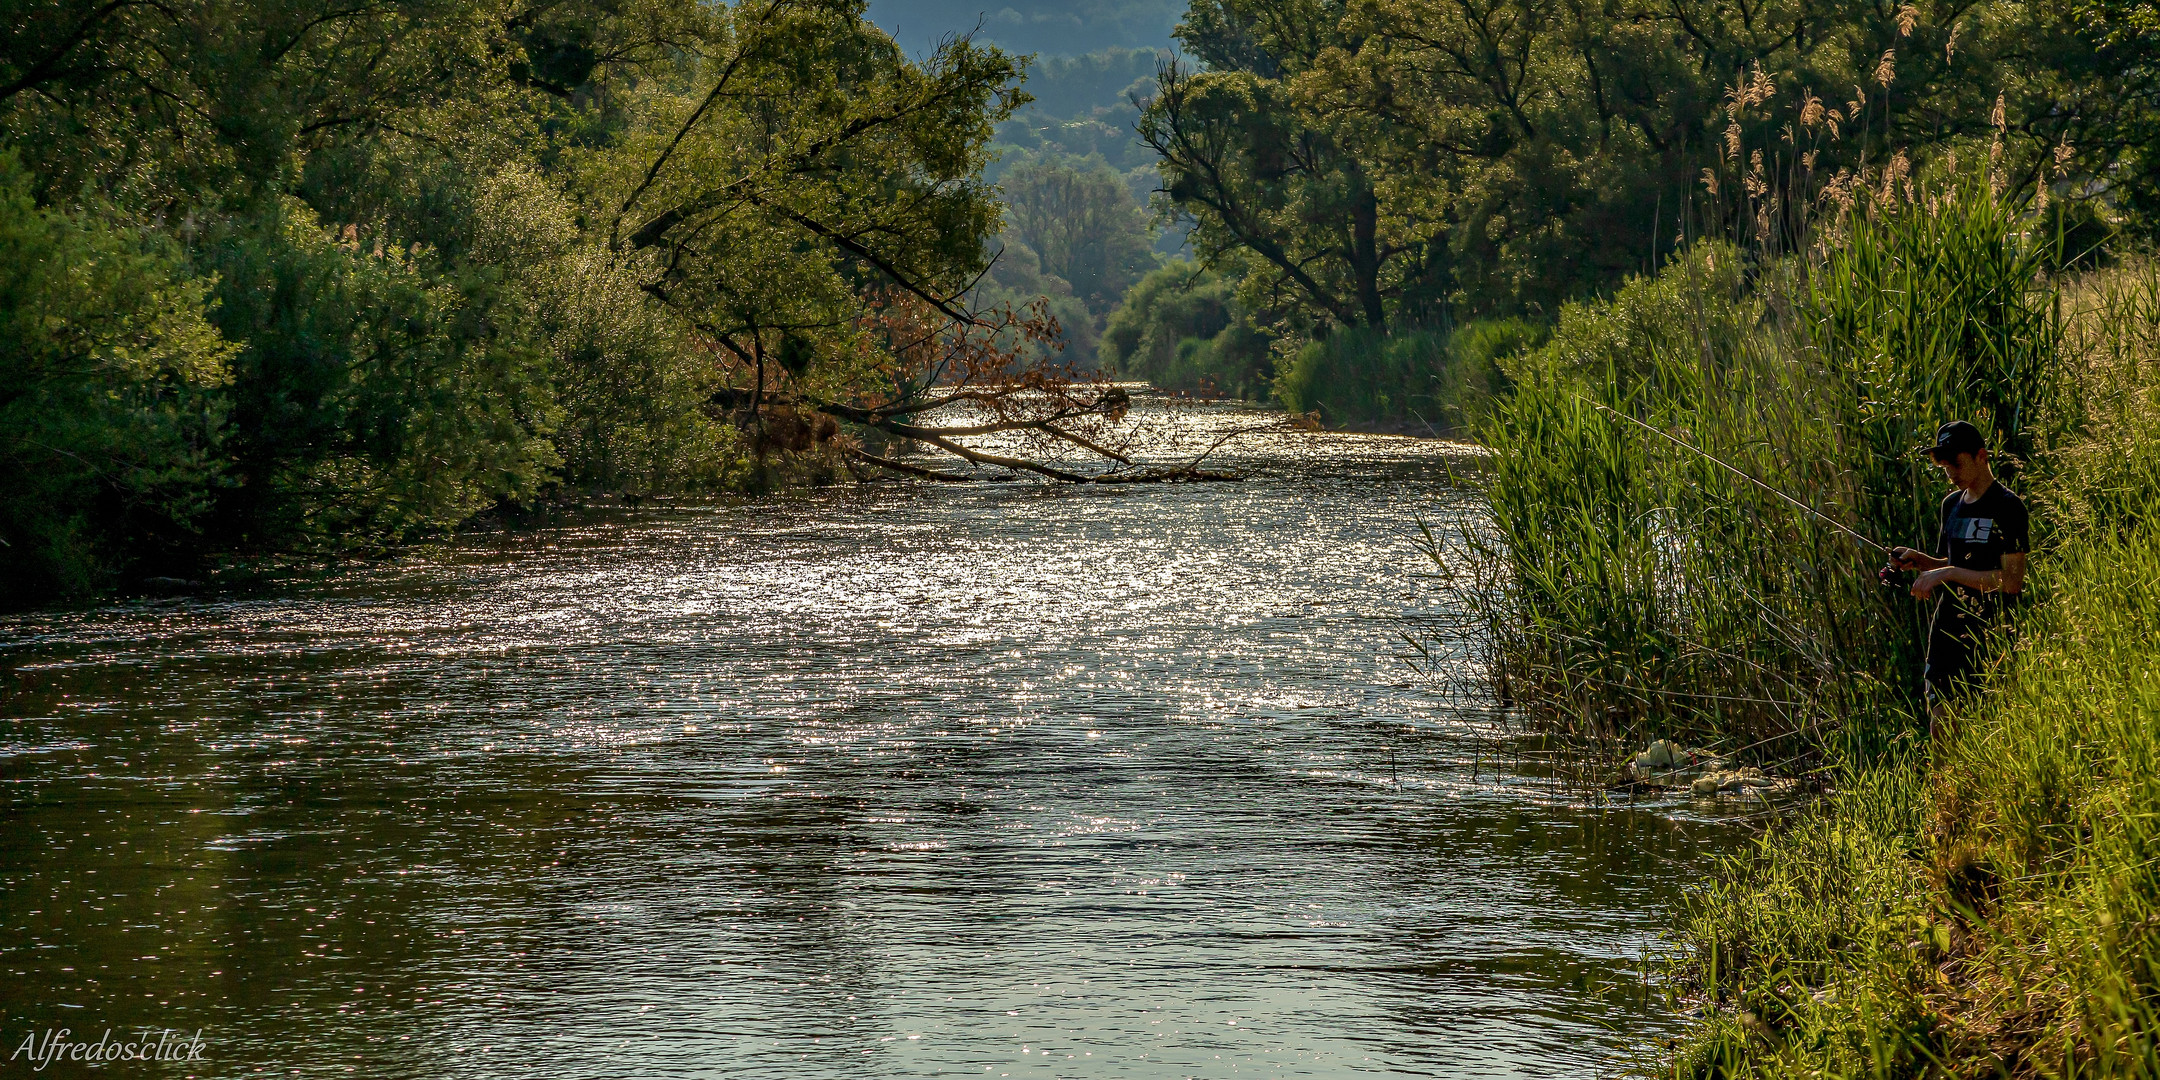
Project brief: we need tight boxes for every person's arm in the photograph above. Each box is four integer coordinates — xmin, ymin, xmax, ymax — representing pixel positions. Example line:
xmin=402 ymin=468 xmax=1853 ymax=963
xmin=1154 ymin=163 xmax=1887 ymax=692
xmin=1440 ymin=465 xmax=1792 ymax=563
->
xmin=1916 ymin=555 xmax=2024 ymax=597
xmin=1891 ymin=546 xmax=1947 ymax=571
xmin=1999 ymin=551 xmax=2026 ymax=594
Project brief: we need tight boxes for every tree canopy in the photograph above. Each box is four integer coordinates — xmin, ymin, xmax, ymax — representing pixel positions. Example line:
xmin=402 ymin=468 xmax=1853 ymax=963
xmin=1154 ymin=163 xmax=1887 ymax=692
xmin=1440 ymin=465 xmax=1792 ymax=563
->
xmin=1141 ymin=0 xmax=2160 ymax=332
xmin=0 ymin=0 xmax=1083 ymax=604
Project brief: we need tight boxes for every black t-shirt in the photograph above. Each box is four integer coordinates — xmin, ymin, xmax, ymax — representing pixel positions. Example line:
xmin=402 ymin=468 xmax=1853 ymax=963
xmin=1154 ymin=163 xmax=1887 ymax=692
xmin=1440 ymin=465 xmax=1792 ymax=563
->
xmin=1934 ymin=481 xmax=2029 ymax=622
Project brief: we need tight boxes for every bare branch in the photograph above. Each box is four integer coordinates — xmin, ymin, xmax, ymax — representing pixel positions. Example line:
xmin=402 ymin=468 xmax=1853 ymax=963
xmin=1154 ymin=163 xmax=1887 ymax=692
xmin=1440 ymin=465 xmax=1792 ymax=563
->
xmin=849 ymin=448 xmax=978 ymax=481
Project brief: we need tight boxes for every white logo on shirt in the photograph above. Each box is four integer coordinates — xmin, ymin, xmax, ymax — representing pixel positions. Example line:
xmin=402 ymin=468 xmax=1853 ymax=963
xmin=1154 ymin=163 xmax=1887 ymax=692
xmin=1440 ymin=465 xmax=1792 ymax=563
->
xmin=1957 ymin=518 xmax=1995 ymax=542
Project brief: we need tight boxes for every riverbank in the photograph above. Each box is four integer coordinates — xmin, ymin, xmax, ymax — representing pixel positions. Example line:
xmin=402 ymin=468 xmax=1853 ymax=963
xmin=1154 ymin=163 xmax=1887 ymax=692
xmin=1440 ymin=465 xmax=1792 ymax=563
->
xmin=1674 ymin=504 xmax=2160 ymax=1077
xmin=1465 ymin=182 xmax=2160 ymax=1076
xmin=1660 ymin=252 xmax=2160 ymax=1077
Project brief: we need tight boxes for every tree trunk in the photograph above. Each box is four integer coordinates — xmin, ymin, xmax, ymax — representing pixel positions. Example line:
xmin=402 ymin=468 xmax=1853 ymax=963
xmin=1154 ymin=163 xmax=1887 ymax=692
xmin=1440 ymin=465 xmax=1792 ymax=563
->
xmin=1352 ymin=182 xmax=1385 ymax=329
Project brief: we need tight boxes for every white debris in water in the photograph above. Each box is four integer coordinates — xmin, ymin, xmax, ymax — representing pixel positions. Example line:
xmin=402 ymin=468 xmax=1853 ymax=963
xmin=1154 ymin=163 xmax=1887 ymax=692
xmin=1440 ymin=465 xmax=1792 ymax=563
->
xmin=1689 ymin=768 xmax=1799 ymax=797
xmin=1632 ymin=738 xmax=1682 ymax=771
xmin=1621 ymin=741 xmax=1802 ymax=798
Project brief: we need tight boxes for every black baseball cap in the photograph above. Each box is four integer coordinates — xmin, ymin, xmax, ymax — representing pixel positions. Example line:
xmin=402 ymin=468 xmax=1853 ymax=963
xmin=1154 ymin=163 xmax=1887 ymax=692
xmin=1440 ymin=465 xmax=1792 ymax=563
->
xmin=1925 ymin=420 xmax=1988 ymax=460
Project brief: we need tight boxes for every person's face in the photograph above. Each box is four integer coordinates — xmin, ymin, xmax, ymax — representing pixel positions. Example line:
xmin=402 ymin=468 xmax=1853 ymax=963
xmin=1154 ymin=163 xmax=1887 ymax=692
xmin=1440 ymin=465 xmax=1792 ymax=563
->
xmin=1933 ymin=449 xmax=1988 ymax=489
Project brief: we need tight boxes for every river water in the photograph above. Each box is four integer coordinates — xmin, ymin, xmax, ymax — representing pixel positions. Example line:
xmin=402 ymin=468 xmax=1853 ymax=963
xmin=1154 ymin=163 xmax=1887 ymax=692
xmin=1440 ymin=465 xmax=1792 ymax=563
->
xmin=0 ymin=399 xmax=1739 ymax=1078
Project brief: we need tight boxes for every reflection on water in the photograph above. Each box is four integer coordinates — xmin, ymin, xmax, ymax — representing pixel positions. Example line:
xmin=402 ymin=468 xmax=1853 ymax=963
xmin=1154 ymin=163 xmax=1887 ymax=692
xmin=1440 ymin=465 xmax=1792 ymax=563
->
xmin=0 ymin=399 xmax=1736 ymax=1077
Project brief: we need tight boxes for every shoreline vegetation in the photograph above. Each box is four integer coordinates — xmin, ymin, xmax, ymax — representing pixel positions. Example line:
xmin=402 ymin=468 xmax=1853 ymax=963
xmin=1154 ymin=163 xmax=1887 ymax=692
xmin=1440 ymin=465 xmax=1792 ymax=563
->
xmin=12 ymin=1 xmax=2154 ymax=610
xmin=1460 ymin=180 xmax=2160 ymax=1076
xmin=1664 ymin=261 xmax=2160 ymax=1079
xmin=8 ymin=1 xmax=2160 ymax=1073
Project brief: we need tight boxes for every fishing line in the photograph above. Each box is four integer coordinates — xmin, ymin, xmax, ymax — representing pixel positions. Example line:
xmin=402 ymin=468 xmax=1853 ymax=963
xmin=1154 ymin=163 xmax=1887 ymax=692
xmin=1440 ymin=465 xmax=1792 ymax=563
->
xmin=1574 ymin=395 xmax=1894 ymax=557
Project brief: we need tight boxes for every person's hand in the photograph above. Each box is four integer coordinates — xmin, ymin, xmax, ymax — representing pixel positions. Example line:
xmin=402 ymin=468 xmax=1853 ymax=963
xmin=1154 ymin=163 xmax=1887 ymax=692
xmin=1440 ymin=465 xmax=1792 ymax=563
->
xmin=1890 ymin=546 xmax=1922 ymax=570
xmin=1911 ymin=566 xmax=1951 ymax=599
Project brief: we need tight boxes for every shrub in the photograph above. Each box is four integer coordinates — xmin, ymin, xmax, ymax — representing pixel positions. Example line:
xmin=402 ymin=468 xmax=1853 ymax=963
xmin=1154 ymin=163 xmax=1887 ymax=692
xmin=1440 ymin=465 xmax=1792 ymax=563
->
xmin=1274 ymin=320 xmax=1536 ymax=432
xmin=203 ymin=200 xmax=560 ymax=549
xmin=0 ymin=153 xmax=236 ymax=604
xmin=471 ymin=165 xmax=745 ymax=494
xmin=1100 ymin=261 xmax=1273 ymax=397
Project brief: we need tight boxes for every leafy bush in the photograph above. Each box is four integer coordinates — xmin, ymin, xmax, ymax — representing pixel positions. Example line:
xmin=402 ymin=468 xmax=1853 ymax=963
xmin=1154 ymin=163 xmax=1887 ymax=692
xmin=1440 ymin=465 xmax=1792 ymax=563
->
xmin=203 ymin=200 xmax=560 ymax=548
xmin=0 ymin=154 xmax=235 ymax=603
xmin=471 ymin=165 xmax=745 ymax=494
xmin=1274 ymin=319 xmax=1535 ymax=432
xmin=1100 ymin=260 xmax=1273 ymax=396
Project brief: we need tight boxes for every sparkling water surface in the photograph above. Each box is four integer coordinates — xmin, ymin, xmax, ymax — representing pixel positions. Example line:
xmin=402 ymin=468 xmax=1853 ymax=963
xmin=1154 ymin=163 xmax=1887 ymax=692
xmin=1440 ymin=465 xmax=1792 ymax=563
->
xmin=0 ymin=399 xmax=1739 ymax=1078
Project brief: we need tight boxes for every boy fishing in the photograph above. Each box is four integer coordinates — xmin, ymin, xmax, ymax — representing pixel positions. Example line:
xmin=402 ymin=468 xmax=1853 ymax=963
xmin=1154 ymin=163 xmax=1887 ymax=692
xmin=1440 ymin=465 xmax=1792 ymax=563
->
xmin=1886 ymin=421 xmax=2029 ymax=712
xmin=1582 ymin=401 xmax=2029 ymax=715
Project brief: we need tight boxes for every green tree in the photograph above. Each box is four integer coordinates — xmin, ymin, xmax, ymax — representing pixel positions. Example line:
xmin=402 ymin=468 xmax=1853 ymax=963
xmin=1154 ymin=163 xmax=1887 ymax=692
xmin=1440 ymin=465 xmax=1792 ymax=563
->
xmin=1139 ymin=0 xmax=2160 ymax=328
xmin=1000 ymin=152 xmax=1157 ymax=313
xmin=0 ymin=154 xmax=235 ymax=602
xmin=605 ymin=1 xmax=1025 ymax=382
xmin=0 ymin=0 xmax=1047 ymax=603
xmin=1138 ymin=1 xmax=1439 ymax=333
xmin=1099 ymin=260 xmax=1273 ymax=396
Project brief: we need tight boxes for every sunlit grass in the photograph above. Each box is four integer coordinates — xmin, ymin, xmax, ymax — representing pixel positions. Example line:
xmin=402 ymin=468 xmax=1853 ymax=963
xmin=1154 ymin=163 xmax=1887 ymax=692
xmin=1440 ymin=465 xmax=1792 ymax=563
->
xmin=1465 ymin=177 xmax=2160 ymax=1075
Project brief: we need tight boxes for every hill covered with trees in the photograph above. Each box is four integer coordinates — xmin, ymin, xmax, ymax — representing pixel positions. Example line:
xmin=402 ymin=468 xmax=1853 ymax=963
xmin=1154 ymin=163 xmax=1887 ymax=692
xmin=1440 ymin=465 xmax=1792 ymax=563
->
xmin=868 ymin=0 xmax=1184 ymax=56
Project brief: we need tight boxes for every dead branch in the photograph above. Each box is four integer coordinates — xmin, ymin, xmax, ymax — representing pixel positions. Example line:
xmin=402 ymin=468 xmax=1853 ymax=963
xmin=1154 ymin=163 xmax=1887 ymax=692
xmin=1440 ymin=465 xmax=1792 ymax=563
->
xmin=708 ymin=292 xmax=1282 ymax=483
xmin=847 ymin=448 xmax=978 ymax=481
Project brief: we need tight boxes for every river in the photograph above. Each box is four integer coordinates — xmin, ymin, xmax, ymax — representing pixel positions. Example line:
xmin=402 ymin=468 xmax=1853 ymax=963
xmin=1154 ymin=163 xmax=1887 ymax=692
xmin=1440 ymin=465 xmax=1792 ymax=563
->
xmin=0 ymin=398 xmax=1740 ymax=1078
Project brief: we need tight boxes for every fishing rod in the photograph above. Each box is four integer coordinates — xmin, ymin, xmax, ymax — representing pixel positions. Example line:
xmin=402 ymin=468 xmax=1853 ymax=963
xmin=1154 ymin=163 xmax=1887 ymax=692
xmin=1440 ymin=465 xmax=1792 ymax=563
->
xmin=1575 ymin=395 xmax=1894 ymax=557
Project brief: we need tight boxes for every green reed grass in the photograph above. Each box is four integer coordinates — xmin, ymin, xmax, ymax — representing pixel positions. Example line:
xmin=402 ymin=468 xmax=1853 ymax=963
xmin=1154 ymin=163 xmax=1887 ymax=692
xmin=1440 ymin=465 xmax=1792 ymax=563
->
xmin=1466 ymin=184 xmax=2063 ymax=767
xmin=1671 ymin=490 xmax=2160 ymax=1078
xmin=1448 ymin=70 xmax=2160 ymax=1075
xmin=1621 ymin=254 xmax=2160 ymax=1077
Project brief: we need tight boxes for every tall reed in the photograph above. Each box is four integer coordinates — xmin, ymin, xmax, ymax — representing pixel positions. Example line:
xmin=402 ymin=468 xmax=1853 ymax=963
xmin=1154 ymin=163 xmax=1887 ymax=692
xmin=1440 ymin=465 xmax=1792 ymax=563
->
xmin=1462 ymin=64 xmax=2160 ymax=1078
xmin=1466 ymin=183 xmax=2061 ymax=767
xmin=1655 ymin=259 xmax=2160 ymax=1079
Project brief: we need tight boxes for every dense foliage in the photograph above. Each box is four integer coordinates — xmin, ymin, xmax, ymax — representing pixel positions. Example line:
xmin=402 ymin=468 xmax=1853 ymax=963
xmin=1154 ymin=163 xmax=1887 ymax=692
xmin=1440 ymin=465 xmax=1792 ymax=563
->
xmin=1274 ymin=320 xmax=1535 ymax=434
xmin=0 ymin=0 xmax=1027 ymax=605
xmin=1099 ymin=260 xmax=1273 ymax=396
xmin=1130 ymin=0 xmax=2160 ymax=424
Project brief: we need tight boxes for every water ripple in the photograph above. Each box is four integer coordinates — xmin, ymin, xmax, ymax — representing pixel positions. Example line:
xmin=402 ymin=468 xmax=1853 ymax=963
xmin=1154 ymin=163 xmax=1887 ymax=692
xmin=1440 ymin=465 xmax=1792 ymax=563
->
xmin=0 ymin=399 xmax=1736 ymax=1078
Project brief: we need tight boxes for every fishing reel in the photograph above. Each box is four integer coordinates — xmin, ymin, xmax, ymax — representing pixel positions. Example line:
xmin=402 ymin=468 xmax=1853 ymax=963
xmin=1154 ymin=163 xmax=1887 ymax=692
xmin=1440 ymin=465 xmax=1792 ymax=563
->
xmin=1877 ymin=566 xmax=1915 ymax=592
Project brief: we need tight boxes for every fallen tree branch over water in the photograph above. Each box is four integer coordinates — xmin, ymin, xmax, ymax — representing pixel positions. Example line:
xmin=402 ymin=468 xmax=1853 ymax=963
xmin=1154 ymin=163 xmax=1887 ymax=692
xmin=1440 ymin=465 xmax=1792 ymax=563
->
xmin=706 ymin=292 xmax=1292 ymax=482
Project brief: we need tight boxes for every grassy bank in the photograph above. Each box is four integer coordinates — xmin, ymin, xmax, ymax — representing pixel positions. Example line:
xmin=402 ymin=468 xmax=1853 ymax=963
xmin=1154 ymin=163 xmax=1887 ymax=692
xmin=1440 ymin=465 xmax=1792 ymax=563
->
xmin=1667 ymin=265 xmax=2160 ymax=1079
xmin=1466 ymin=182 xmax=2160 ymax=1074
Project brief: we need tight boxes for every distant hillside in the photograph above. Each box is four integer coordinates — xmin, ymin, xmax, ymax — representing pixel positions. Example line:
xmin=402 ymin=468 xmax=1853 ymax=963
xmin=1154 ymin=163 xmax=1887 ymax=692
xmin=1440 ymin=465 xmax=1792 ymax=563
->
xmin=984 ymin=47 xmax=1173 ymax=219
xmin=1020 ymin=48 xmax=1167 ymax=118
xmin=866 ymin=0 xmax=1183 ymax=57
